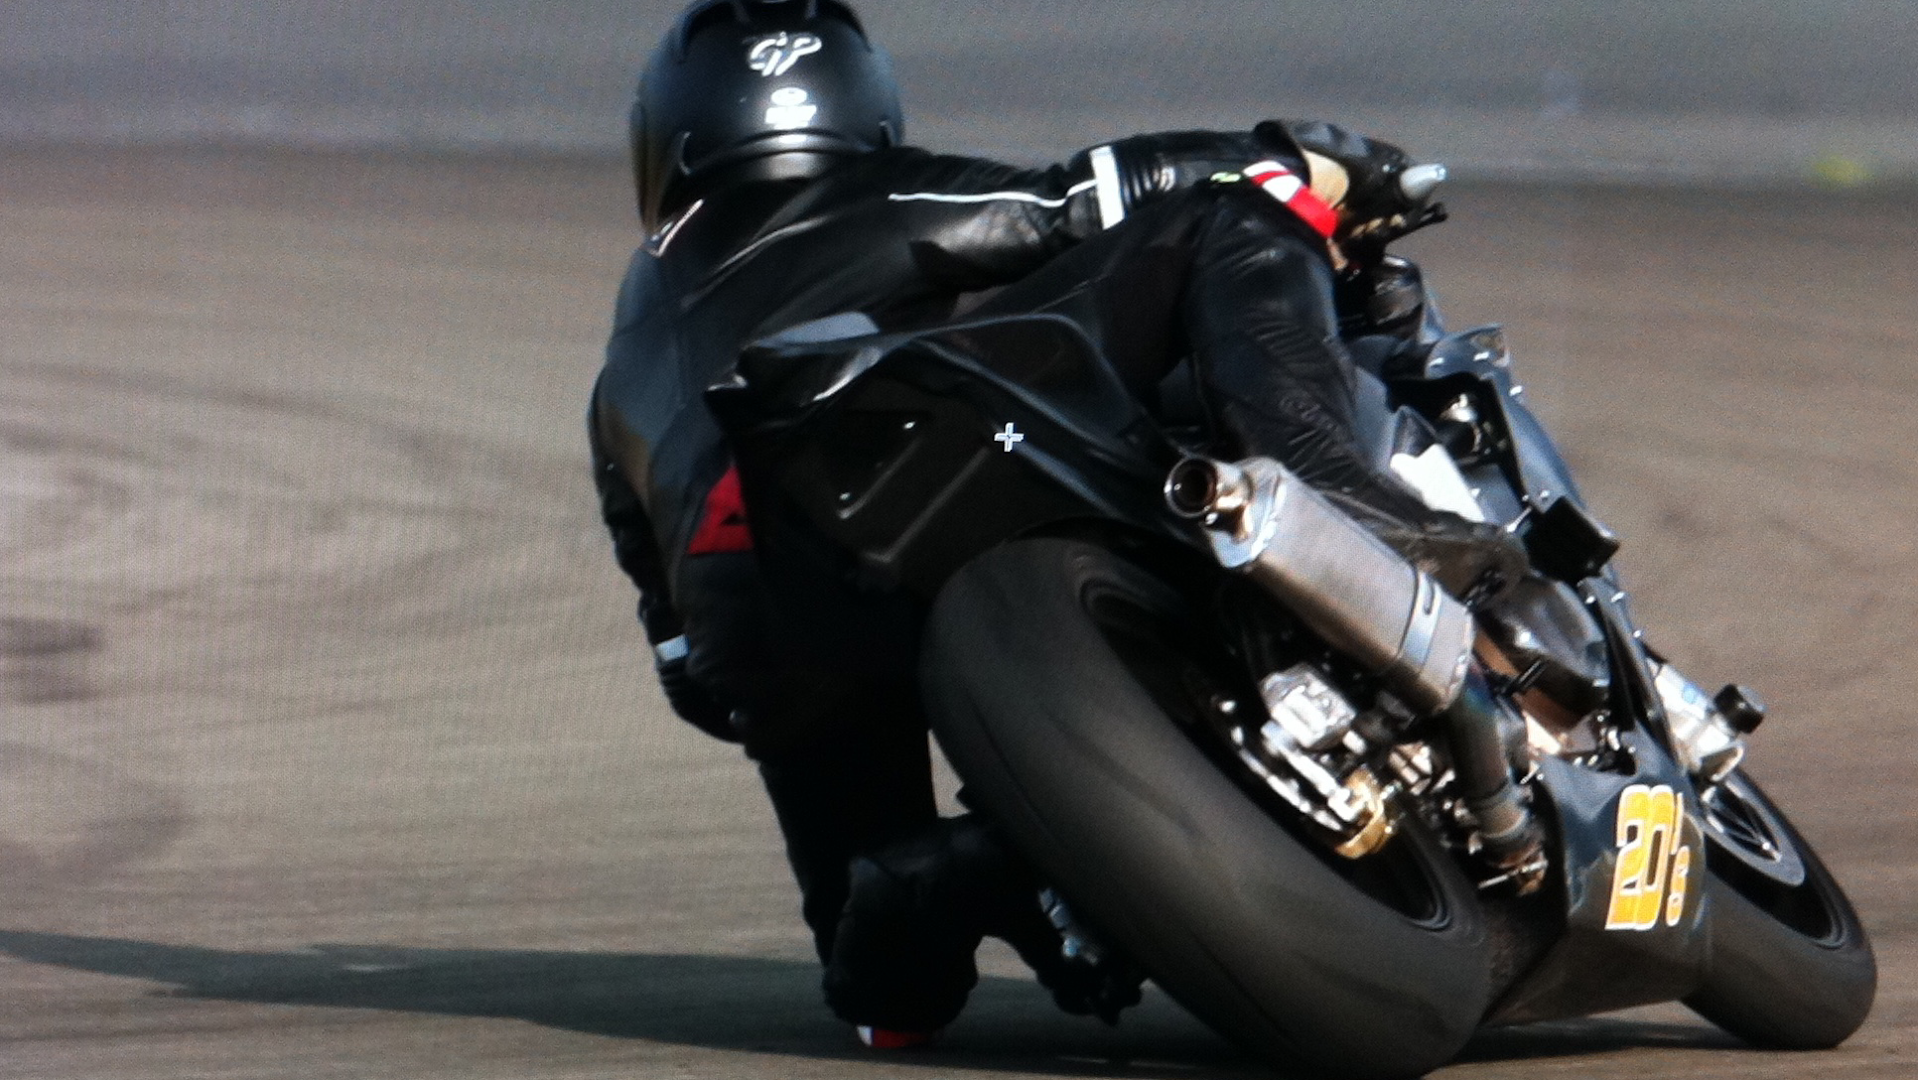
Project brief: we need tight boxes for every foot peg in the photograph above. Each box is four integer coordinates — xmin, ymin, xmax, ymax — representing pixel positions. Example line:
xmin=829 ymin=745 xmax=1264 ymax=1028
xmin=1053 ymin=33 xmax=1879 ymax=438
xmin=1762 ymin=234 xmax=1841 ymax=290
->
xmin=1034 ymin=889 xmax=1145 ymax=1024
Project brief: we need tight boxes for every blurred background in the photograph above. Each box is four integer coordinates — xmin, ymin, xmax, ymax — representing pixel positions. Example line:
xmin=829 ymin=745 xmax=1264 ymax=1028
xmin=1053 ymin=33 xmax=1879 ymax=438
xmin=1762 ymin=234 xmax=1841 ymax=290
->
xmin=4 ymin=4 xmax=1916 ymax=1077
xmin=5 ymin=0 xmax=1915 ymax=185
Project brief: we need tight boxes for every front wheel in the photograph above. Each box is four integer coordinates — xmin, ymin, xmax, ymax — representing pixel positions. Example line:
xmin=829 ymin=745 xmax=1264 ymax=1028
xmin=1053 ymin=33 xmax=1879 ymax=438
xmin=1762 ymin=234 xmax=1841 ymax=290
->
xmin=920 ymin=538 xmax=1492 ymax=1080
xmin=1684 ymin=770 xmax=1875 ymax=1048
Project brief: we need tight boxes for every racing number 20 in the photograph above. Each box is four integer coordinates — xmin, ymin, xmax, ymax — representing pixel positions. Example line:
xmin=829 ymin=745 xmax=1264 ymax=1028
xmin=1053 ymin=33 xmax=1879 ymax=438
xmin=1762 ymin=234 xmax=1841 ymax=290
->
xmin=1605 ymin=784 xmax=1693 ymax=931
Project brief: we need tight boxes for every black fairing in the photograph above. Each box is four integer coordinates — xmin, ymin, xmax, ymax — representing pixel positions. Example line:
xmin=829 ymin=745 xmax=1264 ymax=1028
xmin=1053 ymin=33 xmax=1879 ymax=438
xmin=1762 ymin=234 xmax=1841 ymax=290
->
xmin=708 ymin=313 xmax=1197 ymax=598
xmin=1396 ymin=326 xmax=1588 ymax=513
xmin=1481 ymin=577 xmax=1711 ymax=1023
xmin=1488 ymin=724 xmax=1710 ymax=1025
xmin=1389 ymin=326 xmax=1625 ymax=589
xmin=1479 ymin=576 xmax=1612 ymax=716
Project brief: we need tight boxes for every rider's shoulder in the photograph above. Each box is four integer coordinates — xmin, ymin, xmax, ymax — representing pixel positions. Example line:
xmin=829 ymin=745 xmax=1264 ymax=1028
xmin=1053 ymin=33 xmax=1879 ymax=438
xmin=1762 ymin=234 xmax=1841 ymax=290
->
xmin=823 ymin=145 xmax=1061 ymax=203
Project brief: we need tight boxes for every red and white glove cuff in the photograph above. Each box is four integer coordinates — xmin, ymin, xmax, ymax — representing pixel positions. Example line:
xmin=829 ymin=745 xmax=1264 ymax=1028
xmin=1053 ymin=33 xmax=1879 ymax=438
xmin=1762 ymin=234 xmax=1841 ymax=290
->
xmin=1244 ymin=160 xmax=1340 ymax=239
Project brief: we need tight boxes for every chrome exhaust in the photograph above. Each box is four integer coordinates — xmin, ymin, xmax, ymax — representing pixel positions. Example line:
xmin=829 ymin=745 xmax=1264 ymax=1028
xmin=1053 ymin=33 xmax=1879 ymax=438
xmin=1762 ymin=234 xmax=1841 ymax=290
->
xmin=1166 ymin=456 xmax=1475 ymax=715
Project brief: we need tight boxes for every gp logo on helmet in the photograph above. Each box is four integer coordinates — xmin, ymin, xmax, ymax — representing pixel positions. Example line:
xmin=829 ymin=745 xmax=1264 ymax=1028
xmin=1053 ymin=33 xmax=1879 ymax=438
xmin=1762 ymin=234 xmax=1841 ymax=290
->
xmin=747 ymin=32 xmax=823 ymax=77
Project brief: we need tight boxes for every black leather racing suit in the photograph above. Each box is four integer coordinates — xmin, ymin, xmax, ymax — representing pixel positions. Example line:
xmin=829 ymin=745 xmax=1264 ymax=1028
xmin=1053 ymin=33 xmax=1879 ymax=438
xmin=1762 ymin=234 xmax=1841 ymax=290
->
xmin=589 ymin=122 xmax=1432 ymax=1028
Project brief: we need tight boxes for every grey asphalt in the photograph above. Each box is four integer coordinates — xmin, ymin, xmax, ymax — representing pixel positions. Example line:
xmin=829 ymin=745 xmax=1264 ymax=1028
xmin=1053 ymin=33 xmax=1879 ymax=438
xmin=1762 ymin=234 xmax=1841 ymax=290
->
xmin=1 ymin=147 xmax=1913 ymax=1078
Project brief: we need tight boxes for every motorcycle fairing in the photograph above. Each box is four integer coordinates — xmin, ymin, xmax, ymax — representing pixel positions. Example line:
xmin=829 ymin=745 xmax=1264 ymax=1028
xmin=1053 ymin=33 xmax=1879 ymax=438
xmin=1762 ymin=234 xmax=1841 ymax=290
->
xmin=1394 ymin=327 xmax=1623 ymax=585
xmin=1371 ymin=341 xmax=1719 ymax=1021
xmin=708 ymin=312 xmax=1194 ymax=596
xmin=1484 ymin=577 xmax=1712 ymax=1023
xmin=1405 ymin=327 xmax=1585 ymax=513
xmin=1488 ymin=727 xmax=1711 ymax=1025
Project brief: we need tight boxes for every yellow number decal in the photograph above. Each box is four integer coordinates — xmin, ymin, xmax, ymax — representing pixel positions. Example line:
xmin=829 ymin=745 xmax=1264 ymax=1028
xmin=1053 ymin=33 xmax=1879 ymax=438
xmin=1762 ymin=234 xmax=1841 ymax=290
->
xmin=1606 ymin=784 xmax=1692 ymax=931
xmin=1666 ymin=843 xmax=1692 ymax=927
xmin=1607 ymin=787 xmax=1652 ymax=929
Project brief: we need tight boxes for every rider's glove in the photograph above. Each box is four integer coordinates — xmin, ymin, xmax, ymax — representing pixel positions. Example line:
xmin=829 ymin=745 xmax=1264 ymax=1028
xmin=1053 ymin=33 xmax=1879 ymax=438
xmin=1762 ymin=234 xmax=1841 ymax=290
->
xmin=1263 ymin=119 xmax=1420 ymax=224
xmin=650 ymin=625 xmax=739 ymax=743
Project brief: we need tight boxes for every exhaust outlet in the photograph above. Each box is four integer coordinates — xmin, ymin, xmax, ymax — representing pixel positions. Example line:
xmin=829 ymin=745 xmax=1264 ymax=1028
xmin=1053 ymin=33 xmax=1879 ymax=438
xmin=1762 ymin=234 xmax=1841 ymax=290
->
xmin=1167 ymin=456 xmax=1475 ymax=714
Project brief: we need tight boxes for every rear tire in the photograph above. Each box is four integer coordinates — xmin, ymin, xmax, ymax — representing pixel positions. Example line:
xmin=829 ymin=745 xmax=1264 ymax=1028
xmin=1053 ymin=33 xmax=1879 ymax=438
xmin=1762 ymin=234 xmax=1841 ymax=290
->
xmin=1683 ymin=771 xmax=1875 ymax=1048
xmin=921 ymin=538 xmax=1492 ymax=1080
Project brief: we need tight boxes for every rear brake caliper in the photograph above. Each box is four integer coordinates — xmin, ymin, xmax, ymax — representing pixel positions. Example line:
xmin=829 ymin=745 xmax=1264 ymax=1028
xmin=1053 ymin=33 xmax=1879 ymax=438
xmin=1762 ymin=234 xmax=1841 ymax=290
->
xmin=1220 ymin=664 xmax=1396 ymax=858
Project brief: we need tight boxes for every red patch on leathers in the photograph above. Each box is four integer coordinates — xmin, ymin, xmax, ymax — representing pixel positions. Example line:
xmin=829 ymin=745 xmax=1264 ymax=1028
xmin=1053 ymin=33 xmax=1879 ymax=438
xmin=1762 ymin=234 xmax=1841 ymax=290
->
xmin=686 ymin=465 xmax=754 ymax=555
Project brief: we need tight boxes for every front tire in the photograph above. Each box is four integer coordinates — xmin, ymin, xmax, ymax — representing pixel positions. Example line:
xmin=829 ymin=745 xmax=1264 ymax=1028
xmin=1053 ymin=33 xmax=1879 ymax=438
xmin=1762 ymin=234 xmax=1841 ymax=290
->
xmin=1684 ymin=771 xmax=1875 ymax=1048
xmin=921 ymin=538 xmax=1492 ymax=1080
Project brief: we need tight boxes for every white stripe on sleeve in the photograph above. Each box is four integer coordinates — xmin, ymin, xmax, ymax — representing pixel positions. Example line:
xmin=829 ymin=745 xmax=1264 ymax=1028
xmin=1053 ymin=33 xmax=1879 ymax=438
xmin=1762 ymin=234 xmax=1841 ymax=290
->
xmin=887 ymin=179 xmax=1096 ymax=209
xmin=1089 ymin=145 xmax=1126 ymax=228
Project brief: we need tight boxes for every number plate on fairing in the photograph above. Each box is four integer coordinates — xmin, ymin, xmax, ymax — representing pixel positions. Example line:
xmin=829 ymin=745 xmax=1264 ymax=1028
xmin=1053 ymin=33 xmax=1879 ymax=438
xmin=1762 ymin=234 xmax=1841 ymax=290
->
xmin=1604 ymin=784 xmax=1697 ymax=931
xmin=1484 ymin=725 xmax=1711 ymax=1026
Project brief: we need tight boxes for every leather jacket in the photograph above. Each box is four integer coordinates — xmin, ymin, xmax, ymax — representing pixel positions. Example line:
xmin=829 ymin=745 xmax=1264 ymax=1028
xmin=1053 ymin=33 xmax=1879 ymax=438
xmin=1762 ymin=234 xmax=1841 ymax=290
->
xmin=589 ymin=122 xmax=1408 ymax=646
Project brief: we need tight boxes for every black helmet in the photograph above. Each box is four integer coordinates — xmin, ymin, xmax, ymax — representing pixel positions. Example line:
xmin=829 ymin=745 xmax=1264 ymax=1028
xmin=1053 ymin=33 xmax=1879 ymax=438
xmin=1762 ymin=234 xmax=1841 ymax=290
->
xmin=632 ymin=0 xmax=904 ymax=230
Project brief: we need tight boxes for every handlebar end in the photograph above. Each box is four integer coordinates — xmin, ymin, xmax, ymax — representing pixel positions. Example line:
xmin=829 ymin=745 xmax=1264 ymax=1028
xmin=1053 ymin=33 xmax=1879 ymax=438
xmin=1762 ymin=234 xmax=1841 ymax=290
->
xmin=1398 ymin=163 xmax=1449 ymax=204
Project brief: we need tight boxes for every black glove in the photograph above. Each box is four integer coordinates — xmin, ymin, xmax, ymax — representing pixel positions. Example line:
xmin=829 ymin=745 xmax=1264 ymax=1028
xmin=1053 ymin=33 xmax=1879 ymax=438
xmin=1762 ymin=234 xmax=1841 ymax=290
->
xmin=651 ymin=632 xmax=739 ymax=743
xmin=1266 ymin=119 xmax=1419 ymax=223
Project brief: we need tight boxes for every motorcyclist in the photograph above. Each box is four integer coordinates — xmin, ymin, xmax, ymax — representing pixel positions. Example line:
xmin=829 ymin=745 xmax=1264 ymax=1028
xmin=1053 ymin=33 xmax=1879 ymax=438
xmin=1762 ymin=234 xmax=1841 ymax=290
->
xmin=589 ymin=0 xmax=1526 ymax=1046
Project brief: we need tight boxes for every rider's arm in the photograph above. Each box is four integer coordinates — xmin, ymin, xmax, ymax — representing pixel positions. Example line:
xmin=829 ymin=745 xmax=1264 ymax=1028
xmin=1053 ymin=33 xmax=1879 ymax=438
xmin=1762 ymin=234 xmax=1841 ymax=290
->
xmin=1270 ymin=119 xmax=1421 ymax=225
xmin=589 ymin=389 xmax=741 ymax=743
xmin=882 ymin=123 xmax=1409 ymax=291
xmin=1104 ymin=120 xmax=1424 ymax=237
xmin=587 ymin=393 xmax=679 ymax=644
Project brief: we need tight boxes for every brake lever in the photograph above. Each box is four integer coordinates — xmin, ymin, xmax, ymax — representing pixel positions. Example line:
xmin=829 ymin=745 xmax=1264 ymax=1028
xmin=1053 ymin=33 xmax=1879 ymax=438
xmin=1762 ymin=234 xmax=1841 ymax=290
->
xmin=1342 ymin=203 xmax=1449 ymax=265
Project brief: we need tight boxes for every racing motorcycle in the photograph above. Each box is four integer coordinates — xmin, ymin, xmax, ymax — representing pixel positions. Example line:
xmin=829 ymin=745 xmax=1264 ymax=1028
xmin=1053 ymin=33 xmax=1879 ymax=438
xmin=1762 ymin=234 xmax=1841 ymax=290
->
xmin=705 ymin=172 xmax=1876 ymax=1080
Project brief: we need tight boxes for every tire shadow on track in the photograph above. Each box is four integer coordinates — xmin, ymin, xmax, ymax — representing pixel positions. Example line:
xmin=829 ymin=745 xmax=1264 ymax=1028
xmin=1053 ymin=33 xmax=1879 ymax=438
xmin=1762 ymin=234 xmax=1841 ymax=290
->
xmin=0 ymin=929 xmax=1739 ymax=1077
xmin=1454 ymin=1018 xmax=1742 ymax=1063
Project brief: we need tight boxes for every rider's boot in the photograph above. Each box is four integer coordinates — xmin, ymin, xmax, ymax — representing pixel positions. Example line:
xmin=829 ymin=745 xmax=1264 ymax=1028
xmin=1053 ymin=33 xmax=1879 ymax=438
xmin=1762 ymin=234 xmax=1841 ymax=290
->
xmin=1319 ymin=467 xmax=1530 ymax=608
xmin=823 ymin=818 xmax=983 ymax=1037
xmin=825 ymin=815 xmax=1142 ymax=1037
xmin=854 ymin=1025 xmax=940 ymax=1050
xmin=754 ymin=721 xmax=941 ymax=968
xmin=1210 ymin=391 xmax=1529 ymax=607
xmin=939 ymin=817 xmax=1144 ymax=1024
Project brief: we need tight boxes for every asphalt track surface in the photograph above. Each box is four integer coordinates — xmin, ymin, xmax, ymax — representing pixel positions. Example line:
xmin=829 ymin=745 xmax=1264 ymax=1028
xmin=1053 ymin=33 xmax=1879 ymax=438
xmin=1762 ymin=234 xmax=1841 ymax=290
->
xmin=2 ymin=148 xmax=1914 ymax=1078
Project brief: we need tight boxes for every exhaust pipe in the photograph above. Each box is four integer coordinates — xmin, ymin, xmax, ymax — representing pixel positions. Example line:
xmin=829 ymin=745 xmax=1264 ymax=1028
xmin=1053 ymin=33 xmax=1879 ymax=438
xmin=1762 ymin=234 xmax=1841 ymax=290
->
xmin=1171 ymin=455 xmax=1543 ymax=885
xmin=1166 ymin=456 xmax=1474 ymax=715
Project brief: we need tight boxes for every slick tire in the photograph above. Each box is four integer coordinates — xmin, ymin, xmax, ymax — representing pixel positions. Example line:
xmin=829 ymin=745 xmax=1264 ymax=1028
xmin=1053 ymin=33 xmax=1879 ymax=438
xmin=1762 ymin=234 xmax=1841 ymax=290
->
xmin=921 ymin=538 xmax=1492 ymax=1080
xmin=1683 ymin=772 xmax=1876 ymax=1049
